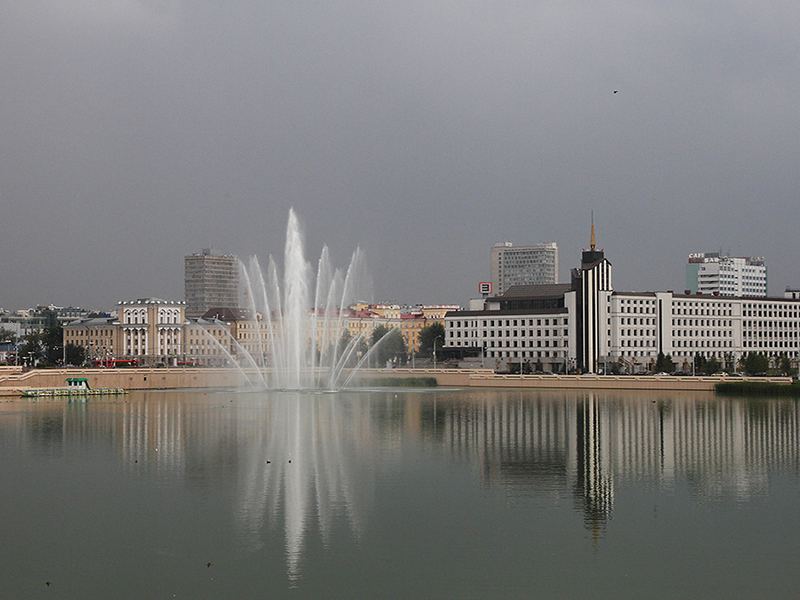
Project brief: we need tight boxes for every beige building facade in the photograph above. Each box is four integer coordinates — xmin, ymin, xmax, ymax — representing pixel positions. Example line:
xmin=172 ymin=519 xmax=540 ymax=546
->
xmin=118 ymin=299 xmax=185 ymax=365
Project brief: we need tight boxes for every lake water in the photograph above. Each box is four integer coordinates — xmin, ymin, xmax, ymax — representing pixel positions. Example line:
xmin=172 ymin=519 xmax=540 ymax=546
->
xmin=1 ymin=388 xmax=799 ymax=599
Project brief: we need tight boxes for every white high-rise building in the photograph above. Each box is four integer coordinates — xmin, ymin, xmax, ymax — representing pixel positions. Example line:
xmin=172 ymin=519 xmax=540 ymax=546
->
xmin=491 ymin=241 xmax=558 ymax=295
xmin=686 ymin=253 xmax=767 ymax=297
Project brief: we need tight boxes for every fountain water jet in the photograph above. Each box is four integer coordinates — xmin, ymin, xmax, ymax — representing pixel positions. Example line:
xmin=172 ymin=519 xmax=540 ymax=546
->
xmin=236 ymin=209 xmax=377 ymax=390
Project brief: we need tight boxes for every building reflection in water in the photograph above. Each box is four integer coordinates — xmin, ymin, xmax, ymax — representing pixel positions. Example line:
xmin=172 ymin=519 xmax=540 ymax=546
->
xmin=7 ymin=389 xmax=800 ymax=579
xmin=435 ymin=390 xmax=800 ymax=538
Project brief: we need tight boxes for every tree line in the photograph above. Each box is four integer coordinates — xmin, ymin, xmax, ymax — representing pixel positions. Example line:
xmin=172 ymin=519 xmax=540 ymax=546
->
xmin=653 ymin=351 xmax=795 ymax=376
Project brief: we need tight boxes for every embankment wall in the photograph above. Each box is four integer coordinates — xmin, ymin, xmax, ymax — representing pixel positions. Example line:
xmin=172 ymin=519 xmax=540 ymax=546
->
xmin=0 ymin=367 xmax=791 ymax=397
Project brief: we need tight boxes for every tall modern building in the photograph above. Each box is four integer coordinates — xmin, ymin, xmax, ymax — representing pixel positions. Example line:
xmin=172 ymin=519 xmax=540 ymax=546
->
xmin=491 ymin=241 xmax=558 ymax=295
xmin=571 ymin=224 xmax=612 ymax=374
xmin=184 ymin=249 xmax=239 ymax=318
xmin=686 ymin=253 xmax=767 ymax=297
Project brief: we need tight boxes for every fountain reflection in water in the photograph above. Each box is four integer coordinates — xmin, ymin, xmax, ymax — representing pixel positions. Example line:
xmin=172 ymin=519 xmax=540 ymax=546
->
xmin=233 ymin=393 xmax=373 ymax=582
xmin=236 ymin=208 xmax=376 ymax=390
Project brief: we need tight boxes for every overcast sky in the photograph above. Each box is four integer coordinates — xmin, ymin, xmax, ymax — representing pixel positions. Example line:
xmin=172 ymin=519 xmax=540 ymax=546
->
xmin=2 ymin=1 xmax=799 ymax=311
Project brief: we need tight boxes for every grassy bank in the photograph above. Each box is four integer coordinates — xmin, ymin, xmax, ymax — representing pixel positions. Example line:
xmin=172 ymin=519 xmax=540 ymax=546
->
xmin=349 ymin=377 xmax=438 ymax=388
xmin=716 ymin=381 xmax=800 ymax=397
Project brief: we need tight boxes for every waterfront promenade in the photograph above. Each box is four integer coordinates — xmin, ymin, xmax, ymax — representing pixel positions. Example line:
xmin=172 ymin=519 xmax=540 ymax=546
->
xmin=0 ymin=365 xmax=791 ymax=397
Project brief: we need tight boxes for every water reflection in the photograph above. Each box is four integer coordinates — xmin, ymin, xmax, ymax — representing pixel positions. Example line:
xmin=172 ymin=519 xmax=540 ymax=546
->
xmin=3 ymin=390 xmax=800 ymax=583
xmin=231 ymin=393 xmax=375 ymax=581
xmin=436 ymin=391 xmax=800 ymax=531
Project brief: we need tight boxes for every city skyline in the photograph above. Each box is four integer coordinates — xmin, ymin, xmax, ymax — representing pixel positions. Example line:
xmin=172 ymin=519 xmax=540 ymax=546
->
xmin=2 ymin=2 xmax=799 ymax=310
xmin=0 ymin=233 xmax=790 ymax=314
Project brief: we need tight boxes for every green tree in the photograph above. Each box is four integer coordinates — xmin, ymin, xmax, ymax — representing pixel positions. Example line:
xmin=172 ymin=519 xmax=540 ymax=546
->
xmin=43 ymin=324 xmax=63 ymax=365
xmin=64 ymin=343 xmax=86 ymax=366
xmin=418 ymin=323 xmax=445 ymax=358
xmin=704 ymin=356 xmax=721 ymax=375
xmin=777 ymin=354 xmax=795 ymax=376
xmin=370 ymin=325 xmax=407 ymax=366
xmin=655 ymin=352 xmax=675 ymax=373
xmin=334 ymin=330 xmax=357 ymax=367
xmin=722 ymin=352 xmax=735 ymax=373
xmin=742 ymin=352 xmax=769 ymax=375
xmin=19 ymin=331 xmax=45 ymax=366
xmin=693 ymin=353 xmax=707 ymax=375
xmin=0 ymin=326 xmax=18 ymax=346
xmin=18 ymin=324 xmax=64 ymax=367
xmin=338 ymin=329 xmax=352 ymax=354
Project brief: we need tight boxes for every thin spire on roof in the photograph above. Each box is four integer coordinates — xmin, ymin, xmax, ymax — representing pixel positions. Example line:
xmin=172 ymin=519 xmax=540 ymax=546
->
xmin=590 ymin=210 xmax=596 ymax=251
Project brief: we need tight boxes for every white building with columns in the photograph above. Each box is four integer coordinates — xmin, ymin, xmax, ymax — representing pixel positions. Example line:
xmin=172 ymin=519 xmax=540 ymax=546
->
xmin=118 ymin=298 xmax=185 ymax=365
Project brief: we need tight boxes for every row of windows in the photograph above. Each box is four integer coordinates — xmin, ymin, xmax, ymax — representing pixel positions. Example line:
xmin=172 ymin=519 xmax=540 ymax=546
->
xmin=123 ymin=311 xmax=182 ymax=325
xmin=187 ymin=338 xmax=226 ymax=345
xmin=617 ymin=339 xmax=656 ymax=347
xmin=673 ymin=307 xmax=732 ymax=316
xmin=745 ymin=330 xmax=800 ymax=338
xmin=620 ymin=329 xmax=657 ymax=338
xmin=66 ymin=329 xmax=113 ymax=337
xmin=486 ymin=350 xmax=563 ymax=359
xmin=486 ymin=339 xmax=568 ymax=348
xmin=743 ymin=341 xmax=800 ymax=348
xmin=452 ymin=317 xmax=567 ymax=328
xmin=619 ymin=317 xmax=656 ymax=325
xmin=673 ymin=340 xmax=734 ymax=348
xmin=673 ymin=319 xmax=731 ymax=327
xmin=449 ymin=330 xmax=568 ymax=343
xmin=674 ymin=330 xmax=731 ymax=338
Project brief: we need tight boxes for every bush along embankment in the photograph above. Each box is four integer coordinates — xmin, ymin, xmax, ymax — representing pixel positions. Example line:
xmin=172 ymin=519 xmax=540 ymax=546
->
xmin=715 ymin=380 xmax=800 ymax=397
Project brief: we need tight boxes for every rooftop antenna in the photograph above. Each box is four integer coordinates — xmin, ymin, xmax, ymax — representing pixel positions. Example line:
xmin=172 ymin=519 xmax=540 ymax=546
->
xmin=590 ymin=210 xmax=596 ymax=251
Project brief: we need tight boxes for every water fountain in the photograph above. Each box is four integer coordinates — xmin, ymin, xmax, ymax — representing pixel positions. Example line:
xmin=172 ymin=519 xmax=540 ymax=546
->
xmin=231 ymin=208 xmax=384 ymax=390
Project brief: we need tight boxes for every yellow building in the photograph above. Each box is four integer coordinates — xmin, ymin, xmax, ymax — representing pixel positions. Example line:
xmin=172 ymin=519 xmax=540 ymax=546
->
xmin=342 ymin=304 xmax=460 ymax=356
xmin=201 ymin=307 xmax=272 ymax=365
xmin=63 ymin=317 xmax=119 ymax=365
xmin=183 ymin=317 xmax=233 ymax=366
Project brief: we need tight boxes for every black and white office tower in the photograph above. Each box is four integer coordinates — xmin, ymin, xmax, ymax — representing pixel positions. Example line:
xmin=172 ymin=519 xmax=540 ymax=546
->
xmin=571 ymin=223 xmax=612 ymax=373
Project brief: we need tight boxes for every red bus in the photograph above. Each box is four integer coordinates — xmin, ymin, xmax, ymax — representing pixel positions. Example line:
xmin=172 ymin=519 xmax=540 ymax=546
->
xmin=114 ymin=359 xmax=139 ymax=368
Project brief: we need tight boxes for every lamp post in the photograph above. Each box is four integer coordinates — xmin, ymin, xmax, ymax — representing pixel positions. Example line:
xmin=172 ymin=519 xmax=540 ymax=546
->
xmin=433 ymin=335 xmax=442 ymax=370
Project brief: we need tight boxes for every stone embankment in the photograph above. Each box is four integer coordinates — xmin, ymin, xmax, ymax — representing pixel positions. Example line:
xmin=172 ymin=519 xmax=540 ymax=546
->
xmin=0 ymin=367 xmax=243 ymax=398
xmin=0 ymin=366 xmax=791 ymax=397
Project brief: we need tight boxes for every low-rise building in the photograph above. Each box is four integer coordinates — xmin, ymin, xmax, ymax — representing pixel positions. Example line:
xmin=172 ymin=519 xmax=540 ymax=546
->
xmin=63 ymin=316 xmax=119 ymax=364
xmin=445 ymin=285 xmax=573 ymax=372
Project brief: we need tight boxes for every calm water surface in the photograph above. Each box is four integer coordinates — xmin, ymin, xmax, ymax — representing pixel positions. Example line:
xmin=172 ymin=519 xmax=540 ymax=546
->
xmin=1 ymin=388 xmax=799 ymax=599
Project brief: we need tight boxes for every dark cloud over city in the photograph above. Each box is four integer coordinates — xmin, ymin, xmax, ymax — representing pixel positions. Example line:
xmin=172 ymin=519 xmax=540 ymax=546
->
xmin=2 ymin=1 xmax=798 ymax=310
